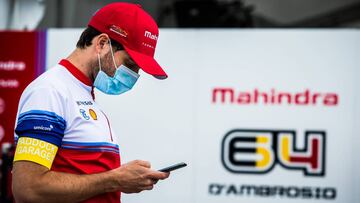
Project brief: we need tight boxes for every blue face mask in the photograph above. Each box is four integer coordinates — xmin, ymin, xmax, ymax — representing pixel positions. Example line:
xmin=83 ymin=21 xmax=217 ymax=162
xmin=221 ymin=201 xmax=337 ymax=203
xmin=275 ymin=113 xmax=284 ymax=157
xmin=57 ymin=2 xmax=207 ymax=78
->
xmin=94 ymin=40 xmax=140 ymax=95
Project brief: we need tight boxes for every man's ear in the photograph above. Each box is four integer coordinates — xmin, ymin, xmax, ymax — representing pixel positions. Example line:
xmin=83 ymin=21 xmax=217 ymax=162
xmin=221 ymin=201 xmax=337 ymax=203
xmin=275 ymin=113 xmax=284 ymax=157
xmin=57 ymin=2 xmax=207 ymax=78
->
xmin=95 ymin=33 xmax=110 ymax=53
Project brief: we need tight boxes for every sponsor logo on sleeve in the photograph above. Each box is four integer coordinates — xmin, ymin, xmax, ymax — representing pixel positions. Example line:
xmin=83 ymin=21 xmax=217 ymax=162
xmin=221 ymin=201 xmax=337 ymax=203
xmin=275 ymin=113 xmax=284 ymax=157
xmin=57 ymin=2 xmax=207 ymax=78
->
xmin=33 ymin=125 xmax=53 ymax=131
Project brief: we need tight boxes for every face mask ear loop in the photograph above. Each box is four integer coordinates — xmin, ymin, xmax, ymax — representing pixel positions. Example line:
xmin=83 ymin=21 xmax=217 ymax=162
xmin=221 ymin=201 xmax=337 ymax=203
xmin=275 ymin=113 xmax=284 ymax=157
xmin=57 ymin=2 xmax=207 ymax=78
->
xmin=97 ymin=53 xmax=102 ymax=72
xmin=108 ymin=39 xmax=118 ymax=70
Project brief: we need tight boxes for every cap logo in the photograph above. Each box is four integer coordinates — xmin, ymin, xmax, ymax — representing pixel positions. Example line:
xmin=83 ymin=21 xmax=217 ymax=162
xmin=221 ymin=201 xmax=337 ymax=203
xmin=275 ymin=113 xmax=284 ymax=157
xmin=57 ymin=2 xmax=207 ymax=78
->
xmin=109 ymin=25 xmax=128 ymax=38
xmin=144 ymin=31 xmax=158 ymax=41
xmin=142 ymin=42 xmax=155 ymax=49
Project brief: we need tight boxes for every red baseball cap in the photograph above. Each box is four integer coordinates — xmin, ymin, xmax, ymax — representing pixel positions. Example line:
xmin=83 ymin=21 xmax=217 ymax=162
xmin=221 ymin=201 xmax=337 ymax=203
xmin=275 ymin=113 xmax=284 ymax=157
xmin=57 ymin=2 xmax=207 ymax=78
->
xmin=88 ymin=2 xmax=167 ymax=79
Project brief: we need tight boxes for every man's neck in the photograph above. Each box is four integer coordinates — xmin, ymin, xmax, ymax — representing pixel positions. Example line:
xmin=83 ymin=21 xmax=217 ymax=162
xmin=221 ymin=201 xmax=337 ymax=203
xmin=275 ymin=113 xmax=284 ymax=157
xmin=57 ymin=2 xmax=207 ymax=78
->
xmin=66 ymin=49 xmax=95 ymax=82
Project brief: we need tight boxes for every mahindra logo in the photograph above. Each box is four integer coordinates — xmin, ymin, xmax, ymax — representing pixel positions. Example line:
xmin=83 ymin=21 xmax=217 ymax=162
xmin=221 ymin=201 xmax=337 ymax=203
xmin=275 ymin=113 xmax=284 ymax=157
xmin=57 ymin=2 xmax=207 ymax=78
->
xmin=212 ymin=88 xmax=338 ymax=106
xmin=144 ymin=31 xmax=158 ymax=41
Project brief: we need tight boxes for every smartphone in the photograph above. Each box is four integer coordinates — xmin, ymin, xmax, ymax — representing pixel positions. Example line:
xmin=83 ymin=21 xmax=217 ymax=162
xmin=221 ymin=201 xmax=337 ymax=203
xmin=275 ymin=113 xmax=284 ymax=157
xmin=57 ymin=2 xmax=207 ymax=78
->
xmin=158 ymin=162 xmax=187 ymax=172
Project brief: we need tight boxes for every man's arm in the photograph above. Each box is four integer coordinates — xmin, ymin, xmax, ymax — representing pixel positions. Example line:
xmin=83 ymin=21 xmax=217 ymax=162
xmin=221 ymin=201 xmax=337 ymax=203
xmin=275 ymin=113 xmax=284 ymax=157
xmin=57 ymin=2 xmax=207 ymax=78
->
xmin=12 ymin=160 xmax=169 ymax=203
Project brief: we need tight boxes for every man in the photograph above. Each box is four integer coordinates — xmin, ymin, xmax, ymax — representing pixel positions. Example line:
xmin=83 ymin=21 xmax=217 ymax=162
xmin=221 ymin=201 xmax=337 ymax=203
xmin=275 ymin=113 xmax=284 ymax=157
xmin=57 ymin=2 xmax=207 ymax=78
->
xmin=12 ymin=2 xmax=169 ymax=203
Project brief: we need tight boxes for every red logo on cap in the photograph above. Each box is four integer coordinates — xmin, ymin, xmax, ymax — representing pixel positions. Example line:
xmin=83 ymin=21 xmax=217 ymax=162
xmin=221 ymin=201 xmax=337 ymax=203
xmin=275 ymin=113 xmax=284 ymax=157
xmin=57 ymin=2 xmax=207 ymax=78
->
xmin=109 ymin=25 xmax=128 ymax=38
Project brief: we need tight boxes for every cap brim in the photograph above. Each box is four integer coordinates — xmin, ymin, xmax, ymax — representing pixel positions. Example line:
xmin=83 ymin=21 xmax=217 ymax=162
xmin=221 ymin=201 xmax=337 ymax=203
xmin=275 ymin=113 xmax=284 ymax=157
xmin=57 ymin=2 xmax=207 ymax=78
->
xmin=124 ymin=47 xmax=168 ymax=80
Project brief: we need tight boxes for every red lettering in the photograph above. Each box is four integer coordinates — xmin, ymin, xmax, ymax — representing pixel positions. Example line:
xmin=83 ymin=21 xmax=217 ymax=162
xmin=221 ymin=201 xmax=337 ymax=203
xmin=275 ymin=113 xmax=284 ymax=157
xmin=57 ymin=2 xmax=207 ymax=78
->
xmin=270 ymin=89 xmax=276 ymax=104
xmin=323 ymin=93 xmax=338 ymax=106
xmin=278 ymin=93 xmax=292 ymax=104
xmin=212 ymin=88 xmax=234 ymax=103
xmin=312 ymin=93 xmax=321 ymax=105
xmin=237 ymin=92 xmax=251 ymax=104
xmin=254 ymin=89 xmax=259 ymax=103
xmin=254 ymin=89 xmax=268 ymax=104
xmin=212 ymin=88 xmax=338 ymax=107
xmin=295 ymin=90 xmax=310 ymax=105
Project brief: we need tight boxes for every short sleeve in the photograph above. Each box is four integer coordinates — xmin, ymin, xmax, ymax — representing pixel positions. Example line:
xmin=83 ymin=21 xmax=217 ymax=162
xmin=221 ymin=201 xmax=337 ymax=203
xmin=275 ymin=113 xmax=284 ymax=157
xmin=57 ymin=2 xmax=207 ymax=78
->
xmin=13 ymin=87 xmax=67 ymax=169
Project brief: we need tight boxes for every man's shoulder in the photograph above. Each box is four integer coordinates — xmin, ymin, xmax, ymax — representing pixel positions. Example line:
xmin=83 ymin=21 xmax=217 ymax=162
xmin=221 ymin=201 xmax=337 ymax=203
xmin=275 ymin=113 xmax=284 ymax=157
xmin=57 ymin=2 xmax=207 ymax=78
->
xmin=21 ymin=65 xmax=72 ymax=101
xmin=36 ymin=64 xmax=68 ymax=84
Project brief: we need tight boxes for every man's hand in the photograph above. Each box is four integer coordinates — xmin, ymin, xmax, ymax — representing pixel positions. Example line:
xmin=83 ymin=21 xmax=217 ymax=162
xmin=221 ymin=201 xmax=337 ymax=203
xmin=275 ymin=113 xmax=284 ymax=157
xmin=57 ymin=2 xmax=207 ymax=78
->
xmin=110 ymin=160 xmax=170 ymax=193
xmin=12 ymin=160 xmax=169 ymax=203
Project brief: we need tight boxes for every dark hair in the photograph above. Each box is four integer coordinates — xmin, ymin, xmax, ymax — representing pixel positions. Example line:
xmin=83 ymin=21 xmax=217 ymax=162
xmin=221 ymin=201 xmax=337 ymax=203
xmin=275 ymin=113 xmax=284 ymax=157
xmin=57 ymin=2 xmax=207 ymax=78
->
xmin=76 ymin=26 xmax=124 ymax=51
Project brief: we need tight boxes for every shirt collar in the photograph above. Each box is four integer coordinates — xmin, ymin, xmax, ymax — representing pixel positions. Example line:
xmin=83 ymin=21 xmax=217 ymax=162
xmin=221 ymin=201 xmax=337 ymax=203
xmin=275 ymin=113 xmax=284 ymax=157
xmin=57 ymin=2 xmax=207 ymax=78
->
xmin=59 ymin=59 xmax=93 ymax=86
xmin=59 ymin=59 xmax=95 ymax=100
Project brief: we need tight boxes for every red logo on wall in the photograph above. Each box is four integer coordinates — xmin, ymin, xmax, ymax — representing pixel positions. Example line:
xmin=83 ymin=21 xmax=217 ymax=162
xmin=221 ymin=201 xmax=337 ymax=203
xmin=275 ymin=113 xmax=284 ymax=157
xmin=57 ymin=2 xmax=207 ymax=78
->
xmin=212 ymin=88 xmax=338 ymax=106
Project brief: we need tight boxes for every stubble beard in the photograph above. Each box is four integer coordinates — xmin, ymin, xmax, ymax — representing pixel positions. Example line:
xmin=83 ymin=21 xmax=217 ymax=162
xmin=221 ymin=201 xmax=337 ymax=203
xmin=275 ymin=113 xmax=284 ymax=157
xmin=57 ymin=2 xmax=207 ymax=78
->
xmin=92 ymin=50 xmax=116 ymax=81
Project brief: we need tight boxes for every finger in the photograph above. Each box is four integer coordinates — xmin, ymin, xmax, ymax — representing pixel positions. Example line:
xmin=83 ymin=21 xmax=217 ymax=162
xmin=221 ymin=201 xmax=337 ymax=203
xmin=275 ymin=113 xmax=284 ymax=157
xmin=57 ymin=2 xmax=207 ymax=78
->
xmin=135 ymin=160 xmax=151 ymax=168
xmin=141 ymin=185 xmax=154 ymax=191
xmin=140 ymin=179 xmax=154 ymax=187
xmin=125 ymin=188 xmax=143 ymax=194
xmin=147 ymin=171 xmax=170 ymax=180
